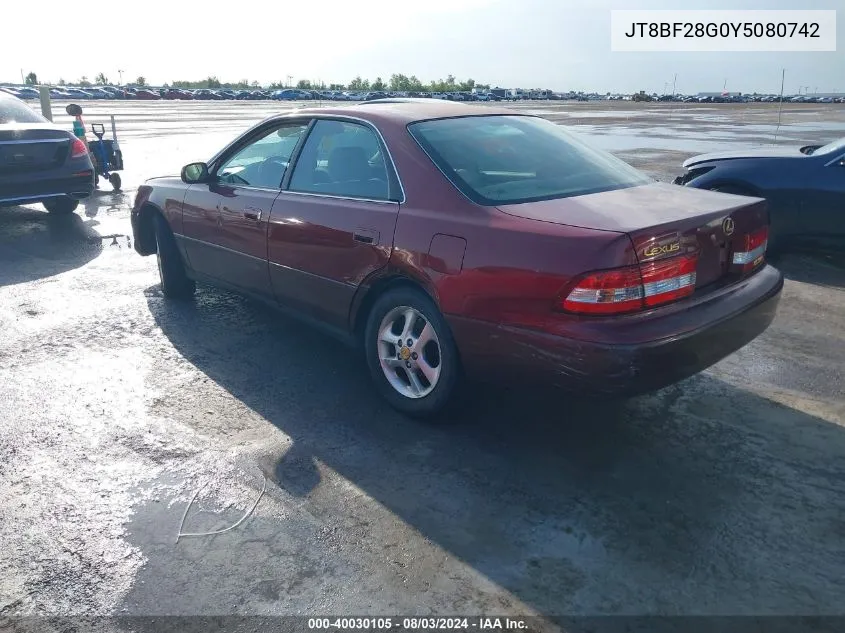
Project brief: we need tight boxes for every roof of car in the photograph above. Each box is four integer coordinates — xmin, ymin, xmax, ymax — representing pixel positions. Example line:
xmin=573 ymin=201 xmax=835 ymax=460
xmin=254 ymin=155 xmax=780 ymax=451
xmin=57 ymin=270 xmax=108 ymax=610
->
xmin=289 ymin=99 xmax=516 ymax=125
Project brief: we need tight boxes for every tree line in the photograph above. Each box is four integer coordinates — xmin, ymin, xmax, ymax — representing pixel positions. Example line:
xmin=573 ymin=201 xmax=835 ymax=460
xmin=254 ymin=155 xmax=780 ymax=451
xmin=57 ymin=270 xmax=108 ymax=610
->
xmin=23 ymin=71 xmax=144 ymax=87
xmin=21 ymin=71 xmax=492 ymax=93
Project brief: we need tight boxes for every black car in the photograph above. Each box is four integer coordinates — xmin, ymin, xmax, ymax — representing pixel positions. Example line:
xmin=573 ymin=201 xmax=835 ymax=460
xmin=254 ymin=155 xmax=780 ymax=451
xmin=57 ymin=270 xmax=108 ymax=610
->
xmin=0 ymin=93 xmax=95 ymax=214
xmin=674 ymin=137 xmax=845 ymax=253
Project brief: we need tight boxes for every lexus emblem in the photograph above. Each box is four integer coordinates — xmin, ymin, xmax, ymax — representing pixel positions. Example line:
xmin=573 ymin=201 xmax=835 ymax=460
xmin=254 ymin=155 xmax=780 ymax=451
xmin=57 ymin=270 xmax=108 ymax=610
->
xmin=722 ymin=216 xmax=735 ymax=236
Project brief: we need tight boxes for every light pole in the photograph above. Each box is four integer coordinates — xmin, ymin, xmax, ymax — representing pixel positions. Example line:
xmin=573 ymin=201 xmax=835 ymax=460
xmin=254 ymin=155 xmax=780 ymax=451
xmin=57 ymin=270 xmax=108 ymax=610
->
xmin=287 ymin=75 xmax=293 ymax=88
xmin=118 ymin=69 xmax=124 ymax=85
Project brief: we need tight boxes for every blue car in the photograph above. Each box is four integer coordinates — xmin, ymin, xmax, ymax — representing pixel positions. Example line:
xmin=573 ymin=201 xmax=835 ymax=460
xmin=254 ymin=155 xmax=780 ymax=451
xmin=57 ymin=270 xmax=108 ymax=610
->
xmin=14 ymin=87 xmax=40 ymax=100
xmin=674 ymin=137 xmax=845 ymax=253
xmin=86 ymin=87 xmax=113 ymax=99
xmin=65 ymin=88 xmax=93 ymax=99
xmin=272 ymin=89 xmax=301 ymax=100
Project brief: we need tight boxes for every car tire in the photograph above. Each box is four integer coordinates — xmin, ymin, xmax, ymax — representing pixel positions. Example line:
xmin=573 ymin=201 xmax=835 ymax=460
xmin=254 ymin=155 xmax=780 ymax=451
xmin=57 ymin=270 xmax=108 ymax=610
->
xmin=364 ymin=286 xmax=461 ymax=420
xmin=109 ymin=173 xmax=122 ymax=191
xmin=153 ymin=213 xmax=196 ymax=299
xmin=43 ymin=197 xmax=79 ymax=215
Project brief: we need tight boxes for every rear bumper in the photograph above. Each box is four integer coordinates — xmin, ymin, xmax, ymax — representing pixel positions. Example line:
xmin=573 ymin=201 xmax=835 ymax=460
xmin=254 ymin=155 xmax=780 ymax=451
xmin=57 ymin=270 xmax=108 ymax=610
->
xmin=448 ymin=264 xmax=784 ymax=396
xmin=0 ymin=171 xmax=95 ymax=206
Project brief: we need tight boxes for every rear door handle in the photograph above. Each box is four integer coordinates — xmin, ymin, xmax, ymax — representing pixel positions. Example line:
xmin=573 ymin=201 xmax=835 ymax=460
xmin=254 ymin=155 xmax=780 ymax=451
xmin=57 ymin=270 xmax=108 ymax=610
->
xmin=243 ymin=207 xmax=263 ymax=221
xmin=353 ymin=229 xmax=379 ymax=245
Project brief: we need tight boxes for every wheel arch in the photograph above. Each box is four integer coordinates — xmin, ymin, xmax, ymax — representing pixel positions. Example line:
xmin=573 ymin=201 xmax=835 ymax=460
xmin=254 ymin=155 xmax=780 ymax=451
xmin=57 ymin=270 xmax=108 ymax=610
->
xmin=350 ymin=271 xmax=439 ymax=342
xmin=134 ymin=202 xmax=164 ymax=255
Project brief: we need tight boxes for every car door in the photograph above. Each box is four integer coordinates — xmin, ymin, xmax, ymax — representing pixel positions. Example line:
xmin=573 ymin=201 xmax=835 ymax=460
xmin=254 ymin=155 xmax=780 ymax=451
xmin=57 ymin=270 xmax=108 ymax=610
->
xmin=180 ymin=120 xmax=309 ymax=297
xmin=806 ymin=152 xmax=845 ymax=240
xmin=267 ymin=118 xmax=403 ymax=331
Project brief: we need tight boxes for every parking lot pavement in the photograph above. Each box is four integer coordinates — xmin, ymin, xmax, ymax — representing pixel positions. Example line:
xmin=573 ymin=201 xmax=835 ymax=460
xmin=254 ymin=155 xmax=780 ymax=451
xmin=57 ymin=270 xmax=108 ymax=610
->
xmin=1 ymin=102 xmax=844 ymax=624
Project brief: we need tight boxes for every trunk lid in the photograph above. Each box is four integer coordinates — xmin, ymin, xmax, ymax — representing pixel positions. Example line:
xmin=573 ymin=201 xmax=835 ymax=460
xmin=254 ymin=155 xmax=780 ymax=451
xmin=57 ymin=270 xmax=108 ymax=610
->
xmin=0 ymin=127 xmax=72 ymax=175
xmin=496 ymin=182 xmax=768 ymax=289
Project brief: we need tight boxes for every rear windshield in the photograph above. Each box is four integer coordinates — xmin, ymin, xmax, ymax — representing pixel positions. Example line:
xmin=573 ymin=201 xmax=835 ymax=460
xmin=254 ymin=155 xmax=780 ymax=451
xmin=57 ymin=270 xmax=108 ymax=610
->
xmin=0 ymin=96 xmax=46 ymax=124
xmin=408 ymin=115 xmax=650 ymax=205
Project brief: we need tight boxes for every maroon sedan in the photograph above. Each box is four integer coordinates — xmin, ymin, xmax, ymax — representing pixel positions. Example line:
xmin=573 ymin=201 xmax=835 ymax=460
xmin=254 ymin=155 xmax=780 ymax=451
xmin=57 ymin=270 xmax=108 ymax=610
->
xmin=131 ymin=100 xmax=783 ymax=417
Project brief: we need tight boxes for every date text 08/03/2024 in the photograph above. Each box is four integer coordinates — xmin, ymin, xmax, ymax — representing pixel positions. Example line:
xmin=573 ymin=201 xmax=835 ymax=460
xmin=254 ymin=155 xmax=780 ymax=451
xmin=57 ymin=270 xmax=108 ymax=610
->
xmin=307 ymin=617 xmax=530 ymax=630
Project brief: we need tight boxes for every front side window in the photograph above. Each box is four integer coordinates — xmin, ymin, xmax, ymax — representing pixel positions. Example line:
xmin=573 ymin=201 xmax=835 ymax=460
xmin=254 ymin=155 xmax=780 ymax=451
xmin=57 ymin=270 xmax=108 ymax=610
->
xmin=216 ymin=122 xmax=308 ymax=189
xmin=288 ymin=120 xmax=391 ymax=201
xmin=408 ymin=115 xmax=651 ymax=205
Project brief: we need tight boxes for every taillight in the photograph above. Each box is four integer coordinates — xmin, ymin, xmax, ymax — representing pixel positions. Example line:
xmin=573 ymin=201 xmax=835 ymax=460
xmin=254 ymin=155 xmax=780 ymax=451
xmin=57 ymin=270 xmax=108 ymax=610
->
xmin=560 ymin=253 xmax=698 ymax=315
xmin=732 ymin=226 xmax=768 ymax=272
xmin=641 ymin=255 xmax=697 ymax=307
xmin=70 ymin=137 xmax=88 ymax=158
xmin=562 ymin=266 xmax=644 ymax=315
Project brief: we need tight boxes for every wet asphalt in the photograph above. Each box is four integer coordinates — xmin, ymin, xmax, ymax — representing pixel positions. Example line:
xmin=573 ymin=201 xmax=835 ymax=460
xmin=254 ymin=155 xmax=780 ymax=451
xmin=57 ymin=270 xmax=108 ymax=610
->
xmin=1 ymin=101 xmax=844 ymax=627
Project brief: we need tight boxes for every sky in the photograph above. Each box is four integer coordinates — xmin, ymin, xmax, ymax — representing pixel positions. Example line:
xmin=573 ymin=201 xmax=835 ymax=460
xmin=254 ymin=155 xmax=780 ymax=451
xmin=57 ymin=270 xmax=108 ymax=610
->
xmin=1 ymin=0 xmax=842 ymax=94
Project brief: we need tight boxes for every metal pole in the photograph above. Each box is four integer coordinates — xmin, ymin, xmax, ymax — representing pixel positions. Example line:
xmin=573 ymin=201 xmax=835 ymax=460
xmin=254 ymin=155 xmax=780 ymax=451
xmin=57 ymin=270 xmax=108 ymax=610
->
xmin=110 ymin=114 xmax=118 ymax=143
xmin=774 ymin=68 xmax=785 ymax=144
xmin=672 ymin=73 xmax=677 ymax=96
xmin=38 ymin=86 xmax=52 ymax=121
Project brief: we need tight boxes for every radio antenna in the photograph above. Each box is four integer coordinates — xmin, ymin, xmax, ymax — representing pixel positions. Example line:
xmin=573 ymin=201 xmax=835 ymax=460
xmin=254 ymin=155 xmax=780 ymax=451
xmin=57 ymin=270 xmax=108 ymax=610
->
xmin=774 ymin=68 xmax=786 ymax=144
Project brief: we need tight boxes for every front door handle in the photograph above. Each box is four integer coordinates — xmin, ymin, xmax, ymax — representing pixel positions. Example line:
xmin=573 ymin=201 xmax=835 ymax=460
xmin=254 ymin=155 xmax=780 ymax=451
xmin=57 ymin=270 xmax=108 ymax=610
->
xmin=243 ymin=207 xmax=263 ymax=221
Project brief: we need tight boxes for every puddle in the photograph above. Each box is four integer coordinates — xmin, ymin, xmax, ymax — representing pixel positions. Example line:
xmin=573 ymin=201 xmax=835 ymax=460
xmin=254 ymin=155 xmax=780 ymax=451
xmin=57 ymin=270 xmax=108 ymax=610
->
xmin=570 ymin=127 xmax=758 ymax=152
xmin=100 ymin=234 xmax=132 ymax=249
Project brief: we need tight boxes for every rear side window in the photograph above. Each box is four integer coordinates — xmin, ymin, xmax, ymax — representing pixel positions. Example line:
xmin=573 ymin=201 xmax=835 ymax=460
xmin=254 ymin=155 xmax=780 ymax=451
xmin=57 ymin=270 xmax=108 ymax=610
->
xmin=0 ymin=96 xmax=46 ymax=124
xmin=408 ymin=115 xmax=650 ymax=205
xmin=288 ymin=120 xmax=391 ymax=201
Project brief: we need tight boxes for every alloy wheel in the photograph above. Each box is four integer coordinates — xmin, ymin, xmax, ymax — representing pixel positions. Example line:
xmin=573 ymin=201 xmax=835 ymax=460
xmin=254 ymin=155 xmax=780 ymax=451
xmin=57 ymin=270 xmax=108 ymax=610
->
xmin=377 ymin=306 xmax=442 ymax=399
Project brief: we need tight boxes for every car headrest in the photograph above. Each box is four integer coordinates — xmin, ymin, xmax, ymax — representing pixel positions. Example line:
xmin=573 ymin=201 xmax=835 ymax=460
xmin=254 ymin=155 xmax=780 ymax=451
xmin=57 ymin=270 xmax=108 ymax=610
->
xmin=328 ymin=146 xmax=371 ymax=182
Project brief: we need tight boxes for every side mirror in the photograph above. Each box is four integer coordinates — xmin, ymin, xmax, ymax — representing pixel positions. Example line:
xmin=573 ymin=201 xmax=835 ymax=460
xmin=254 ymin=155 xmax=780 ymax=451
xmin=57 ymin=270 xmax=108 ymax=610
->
xmin=181 ymin=162 xmax=210 ymax=184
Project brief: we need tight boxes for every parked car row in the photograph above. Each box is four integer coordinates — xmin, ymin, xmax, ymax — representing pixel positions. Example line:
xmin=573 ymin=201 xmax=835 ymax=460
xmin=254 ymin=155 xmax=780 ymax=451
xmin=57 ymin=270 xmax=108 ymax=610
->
xmin=3 ymin=84 xmax=843 ymax=104
xmin=635 ymin=93 xmax=845 ymax=104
